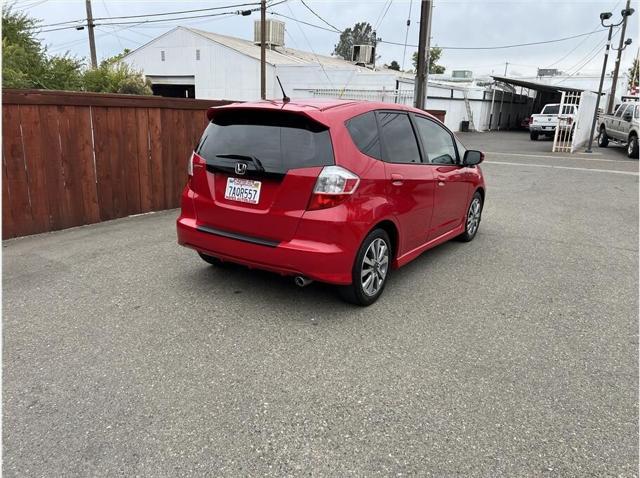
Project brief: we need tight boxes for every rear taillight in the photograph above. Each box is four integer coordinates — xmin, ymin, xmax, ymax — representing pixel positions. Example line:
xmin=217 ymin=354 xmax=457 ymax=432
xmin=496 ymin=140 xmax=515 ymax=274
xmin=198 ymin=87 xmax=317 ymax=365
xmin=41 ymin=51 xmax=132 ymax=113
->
xmin=187 ymin=152 xmax=194 ymax=177
xmin=307 ymin=166 xmax=360 ymax=210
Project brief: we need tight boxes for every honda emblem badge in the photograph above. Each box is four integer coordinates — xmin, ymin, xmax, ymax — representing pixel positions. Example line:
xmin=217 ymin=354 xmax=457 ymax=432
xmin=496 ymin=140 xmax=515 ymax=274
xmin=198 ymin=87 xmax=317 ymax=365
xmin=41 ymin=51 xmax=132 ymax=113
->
xmin=235 ymin=162 xmax=247 ymax=175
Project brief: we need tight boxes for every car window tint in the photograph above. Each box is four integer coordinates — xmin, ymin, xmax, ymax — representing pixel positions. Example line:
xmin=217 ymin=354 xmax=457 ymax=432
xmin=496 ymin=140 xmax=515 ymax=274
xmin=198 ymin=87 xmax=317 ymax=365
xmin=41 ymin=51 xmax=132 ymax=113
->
xmin=542 ymin=105 xmax=559 ymax=115
xmin=414 ymin=116 xmax=457 ymax=165
xmin=345 ymin=112 xmax=382 ymax=159
xmin=615 ymin=104 xmax=627 ymax=117
xmin=377 ymin=112 xmax=421 ymax=164
xmin=196 ymin=110 xmax=334 ymax=173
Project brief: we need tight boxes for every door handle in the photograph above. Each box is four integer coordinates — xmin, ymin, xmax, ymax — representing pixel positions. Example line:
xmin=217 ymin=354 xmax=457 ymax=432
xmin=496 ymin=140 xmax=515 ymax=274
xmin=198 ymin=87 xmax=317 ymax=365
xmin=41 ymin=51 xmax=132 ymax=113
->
xmin=391 ymin=173 xmax=404 ymax=186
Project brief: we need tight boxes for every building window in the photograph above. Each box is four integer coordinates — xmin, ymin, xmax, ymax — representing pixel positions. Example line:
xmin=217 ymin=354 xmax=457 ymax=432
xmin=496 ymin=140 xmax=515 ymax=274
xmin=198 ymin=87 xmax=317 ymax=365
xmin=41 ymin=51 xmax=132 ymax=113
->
xmin=196 ymin=49 xmax=200 ymax=60
xmin=161 ymin=50 xmax=165 ymax=61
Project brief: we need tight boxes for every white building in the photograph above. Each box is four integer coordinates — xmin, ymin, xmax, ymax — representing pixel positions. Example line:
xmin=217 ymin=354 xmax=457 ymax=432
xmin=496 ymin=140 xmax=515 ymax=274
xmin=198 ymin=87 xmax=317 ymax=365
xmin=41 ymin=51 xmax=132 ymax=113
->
xmin=121 ymin=23 xmax=398 ymax=101
xmin=121 ymin=22 xmax=534 ymax=132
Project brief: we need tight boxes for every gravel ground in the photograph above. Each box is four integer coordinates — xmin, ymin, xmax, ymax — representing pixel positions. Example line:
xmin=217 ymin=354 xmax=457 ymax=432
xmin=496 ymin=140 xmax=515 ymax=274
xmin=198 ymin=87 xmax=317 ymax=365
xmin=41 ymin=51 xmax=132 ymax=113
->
xmin=3 ymin=131 xmax=638 ymax=476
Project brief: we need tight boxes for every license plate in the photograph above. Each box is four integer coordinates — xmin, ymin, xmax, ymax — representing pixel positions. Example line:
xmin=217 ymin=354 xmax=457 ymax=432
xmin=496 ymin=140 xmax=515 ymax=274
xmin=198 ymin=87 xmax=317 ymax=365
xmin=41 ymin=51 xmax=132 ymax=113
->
xmin=224 ymin=177 xmax=261 ymax=204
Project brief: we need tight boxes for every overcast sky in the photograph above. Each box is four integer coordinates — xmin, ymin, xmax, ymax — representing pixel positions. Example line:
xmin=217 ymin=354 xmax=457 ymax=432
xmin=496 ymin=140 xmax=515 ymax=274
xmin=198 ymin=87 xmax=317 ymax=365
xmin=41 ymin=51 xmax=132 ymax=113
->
xmin=18 ymin=0 xmax=640 ymax=78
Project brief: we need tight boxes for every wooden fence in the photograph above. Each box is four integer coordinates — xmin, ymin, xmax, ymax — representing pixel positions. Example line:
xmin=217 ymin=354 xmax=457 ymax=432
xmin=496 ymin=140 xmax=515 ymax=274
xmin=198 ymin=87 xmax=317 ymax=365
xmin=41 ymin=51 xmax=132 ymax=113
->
xmin=2 ymin=89 xmax=234 ymax=239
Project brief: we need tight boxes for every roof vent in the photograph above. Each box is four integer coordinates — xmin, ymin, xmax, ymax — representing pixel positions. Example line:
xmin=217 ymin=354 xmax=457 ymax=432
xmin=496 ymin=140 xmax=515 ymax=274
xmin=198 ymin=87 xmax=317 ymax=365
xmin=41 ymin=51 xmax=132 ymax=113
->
xmin=254 ymin=19 xmax=285 ymax=48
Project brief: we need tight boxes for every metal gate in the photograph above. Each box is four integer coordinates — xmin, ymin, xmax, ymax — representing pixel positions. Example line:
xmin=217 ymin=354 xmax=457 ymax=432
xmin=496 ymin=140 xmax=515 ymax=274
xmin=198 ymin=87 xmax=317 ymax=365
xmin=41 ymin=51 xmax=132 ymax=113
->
xmin=552 ymin=90 xmax=581 ymax=153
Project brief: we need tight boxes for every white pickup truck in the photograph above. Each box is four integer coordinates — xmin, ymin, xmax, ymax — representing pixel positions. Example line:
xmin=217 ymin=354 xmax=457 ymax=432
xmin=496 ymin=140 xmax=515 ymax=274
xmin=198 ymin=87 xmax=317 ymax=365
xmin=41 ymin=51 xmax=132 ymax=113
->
xmin=529 ymin=103 xmax=577 ymax=140
xmin=597 ymin=101 xmax=639 ymax=158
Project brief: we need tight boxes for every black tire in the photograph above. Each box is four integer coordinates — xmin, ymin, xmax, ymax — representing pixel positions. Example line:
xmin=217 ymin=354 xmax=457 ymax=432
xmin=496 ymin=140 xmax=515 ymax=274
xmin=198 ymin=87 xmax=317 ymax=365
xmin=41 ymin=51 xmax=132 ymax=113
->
xmin=627 ymin=134 xmax=639 ymax=159
xmin=198 ymin=252 xmax=226 ymax=267
xmin=457 ymin=191 xmax=483 ymax=242
xmin=339 ymin=229 xmax=391 ymax=306
xmin=530 ymin=132 xmax=539 ymax=141
xmin=598 ymin=127 xmax=609 ymax=148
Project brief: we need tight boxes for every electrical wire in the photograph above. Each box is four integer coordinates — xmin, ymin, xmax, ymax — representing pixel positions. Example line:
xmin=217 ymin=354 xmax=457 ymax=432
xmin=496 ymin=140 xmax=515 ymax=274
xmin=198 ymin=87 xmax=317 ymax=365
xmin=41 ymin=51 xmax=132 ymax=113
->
xmin=299 ymin=0 xmax=340 ymax=32
xmin=33 ymin=1 xmax=262 ymax=29
xmin=268 ymin=12 xmax=610 ymax=51
xmin=401 ymin=0 xmax=413 ymax=71
xmin=284 ymin=1 xmax=334 ymax=88
xmin=374 ymin=0 xmax=393 ymax=31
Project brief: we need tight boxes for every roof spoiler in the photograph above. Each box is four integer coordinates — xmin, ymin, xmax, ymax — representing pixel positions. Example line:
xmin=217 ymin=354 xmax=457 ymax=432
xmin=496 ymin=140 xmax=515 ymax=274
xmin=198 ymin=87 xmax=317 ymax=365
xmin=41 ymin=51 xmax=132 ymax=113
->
xmin=206 ymin=104 xmax=330 ymax=127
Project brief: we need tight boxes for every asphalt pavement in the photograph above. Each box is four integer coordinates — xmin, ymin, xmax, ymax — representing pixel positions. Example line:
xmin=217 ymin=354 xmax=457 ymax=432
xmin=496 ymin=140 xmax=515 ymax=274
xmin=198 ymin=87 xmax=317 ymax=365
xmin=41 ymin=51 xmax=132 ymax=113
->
xmin=3 ymin=131 xmax=639 ymax=476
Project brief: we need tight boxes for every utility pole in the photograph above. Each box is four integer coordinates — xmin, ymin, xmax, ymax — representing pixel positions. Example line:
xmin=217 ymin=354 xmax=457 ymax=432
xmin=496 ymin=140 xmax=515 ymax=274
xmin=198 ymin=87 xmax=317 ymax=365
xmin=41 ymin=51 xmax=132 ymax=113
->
xmin=585 ymin=25 xmax=613 ymax=153
xmin=260 ymin=0 xmax=266 ymax=100
xmin=85 ymin=0 xmax=97 ymax=68
xmin=414 ymin=0 xmax=433 ymax=109
xmin=607 ymin=0 xmax=631 ymax=113
xmin=586 ymin=7 xmax=634 ymax=153
xmin=504 ymin=61 xmax=509 ymax=76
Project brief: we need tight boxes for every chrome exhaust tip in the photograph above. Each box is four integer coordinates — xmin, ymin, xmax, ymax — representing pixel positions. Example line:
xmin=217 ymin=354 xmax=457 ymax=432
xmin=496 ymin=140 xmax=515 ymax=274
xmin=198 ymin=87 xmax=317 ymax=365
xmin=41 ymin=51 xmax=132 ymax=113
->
xmin=294 ymin=276 xmax=313 ymax=287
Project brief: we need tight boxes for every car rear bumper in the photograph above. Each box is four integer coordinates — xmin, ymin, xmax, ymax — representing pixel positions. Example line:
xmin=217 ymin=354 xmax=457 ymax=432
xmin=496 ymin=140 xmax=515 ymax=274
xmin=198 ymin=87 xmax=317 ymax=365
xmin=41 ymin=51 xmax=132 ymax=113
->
xmin=530 ymin=125 xmax=556 ymax=132
xmin=177 ymin=216 xmax=355 ymax=284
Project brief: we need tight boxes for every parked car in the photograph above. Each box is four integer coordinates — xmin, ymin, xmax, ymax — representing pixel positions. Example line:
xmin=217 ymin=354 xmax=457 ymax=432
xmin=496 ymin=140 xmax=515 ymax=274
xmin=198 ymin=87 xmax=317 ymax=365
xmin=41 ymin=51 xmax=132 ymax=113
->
xmin=529 ymin=103 xmax=577 ymax=140
xmin=177 ymin=100 xmax=486 ymax=306
xmin=598 ymin=101 xmax=639 ymax=158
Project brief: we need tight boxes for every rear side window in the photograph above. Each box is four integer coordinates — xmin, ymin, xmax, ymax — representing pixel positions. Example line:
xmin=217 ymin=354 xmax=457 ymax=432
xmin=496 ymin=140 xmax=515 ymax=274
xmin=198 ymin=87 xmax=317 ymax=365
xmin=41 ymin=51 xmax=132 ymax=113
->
xmin=196 ymin=109 xmax=334 ymax=173
xmin=377 ymin=112 xmax=421 ymax=164
xmin=346 ymin=112 xmax=382 ymax=159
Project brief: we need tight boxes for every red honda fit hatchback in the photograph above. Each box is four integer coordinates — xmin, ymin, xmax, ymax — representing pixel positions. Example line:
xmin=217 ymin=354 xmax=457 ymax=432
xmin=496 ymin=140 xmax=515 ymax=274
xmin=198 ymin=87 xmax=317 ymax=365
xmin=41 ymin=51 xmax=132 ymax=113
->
xmin=177 ymin=99 xmax=485 ymax=305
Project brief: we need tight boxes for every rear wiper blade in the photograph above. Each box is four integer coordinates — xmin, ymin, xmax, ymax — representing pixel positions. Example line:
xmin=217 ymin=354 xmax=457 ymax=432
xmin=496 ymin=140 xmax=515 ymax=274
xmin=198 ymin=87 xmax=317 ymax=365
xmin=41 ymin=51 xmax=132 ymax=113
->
xmin=215 ymin=154 xmax=265 ymax=172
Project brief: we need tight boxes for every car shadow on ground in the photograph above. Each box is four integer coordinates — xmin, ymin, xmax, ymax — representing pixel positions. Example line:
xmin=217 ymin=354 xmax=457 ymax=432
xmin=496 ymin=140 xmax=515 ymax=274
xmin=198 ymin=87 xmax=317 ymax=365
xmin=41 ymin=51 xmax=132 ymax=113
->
xmin=184 ymin=237 xmax=466 ymax=311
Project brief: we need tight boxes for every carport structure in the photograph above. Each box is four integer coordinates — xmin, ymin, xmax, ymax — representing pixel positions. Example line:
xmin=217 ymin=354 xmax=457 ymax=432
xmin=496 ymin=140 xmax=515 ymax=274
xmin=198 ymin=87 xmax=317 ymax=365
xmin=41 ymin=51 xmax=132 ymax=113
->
xmin=491 ymin=75 xmax=583 ymax=116
xmin=492 ymin=75 xmax=597 ymax=153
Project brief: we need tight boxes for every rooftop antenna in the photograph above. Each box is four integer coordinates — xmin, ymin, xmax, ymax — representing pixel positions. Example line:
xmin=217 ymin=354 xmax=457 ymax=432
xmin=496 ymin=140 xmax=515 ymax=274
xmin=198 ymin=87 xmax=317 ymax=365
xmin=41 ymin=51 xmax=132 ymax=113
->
xmin=276 ymin=75 xmax=290 ymax=103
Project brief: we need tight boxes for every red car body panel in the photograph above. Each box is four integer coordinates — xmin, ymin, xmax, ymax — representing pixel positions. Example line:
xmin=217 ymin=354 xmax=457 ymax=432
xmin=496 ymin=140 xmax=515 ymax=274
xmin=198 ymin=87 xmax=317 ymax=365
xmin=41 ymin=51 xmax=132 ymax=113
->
xmin=177 ymin=99 xmax=485 ymax=285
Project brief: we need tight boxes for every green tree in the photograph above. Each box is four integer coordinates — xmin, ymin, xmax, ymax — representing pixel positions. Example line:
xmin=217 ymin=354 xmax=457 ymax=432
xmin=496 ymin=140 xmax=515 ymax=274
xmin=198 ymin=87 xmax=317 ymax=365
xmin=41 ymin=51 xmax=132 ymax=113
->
xmin=628 ymin=57 xmax=639 ymax=91
xmin=412 ymin=47 xmax=446 ymax=74
xmin=82 ymin=54 xmax=152 ymax=95
xmin=388 ymin=60 xmax=400 ymax=71
xmin=333 ymin=22 xmax=377 ymax=61
xmin=2 ymin=7 xmax=150 ymax=95
xmin=2 ymin=6 xmax=48 ymax=88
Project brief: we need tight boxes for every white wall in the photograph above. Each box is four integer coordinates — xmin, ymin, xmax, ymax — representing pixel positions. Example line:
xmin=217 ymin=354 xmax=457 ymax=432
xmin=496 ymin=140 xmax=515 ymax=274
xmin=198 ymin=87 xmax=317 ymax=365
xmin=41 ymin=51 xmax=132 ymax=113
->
xmin=278 ymin=65 xmax=398 ymax=98
xmin=122 ymin=28 xmax=278 ymax=101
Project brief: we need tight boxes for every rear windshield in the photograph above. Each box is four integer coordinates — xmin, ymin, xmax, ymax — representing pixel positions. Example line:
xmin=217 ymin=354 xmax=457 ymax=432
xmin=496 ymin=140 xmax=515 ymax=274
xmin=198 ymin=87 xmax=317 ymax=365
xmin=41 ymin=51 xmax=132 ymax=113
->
xmin=541 ymin=105 xmax=560 ymax=115
xmin=196 ymin=109 xmax=334 ymax=174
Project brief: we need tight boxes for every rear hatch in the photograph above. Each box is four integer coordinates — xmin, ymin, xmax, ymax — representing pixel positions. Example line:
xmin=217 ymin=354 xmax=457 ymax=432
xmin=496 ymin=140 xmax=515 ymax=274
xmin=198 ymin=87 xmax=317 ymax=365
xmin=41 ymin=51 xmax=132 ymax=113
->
xmin=190 ymin=108 xmax=334 ymax=243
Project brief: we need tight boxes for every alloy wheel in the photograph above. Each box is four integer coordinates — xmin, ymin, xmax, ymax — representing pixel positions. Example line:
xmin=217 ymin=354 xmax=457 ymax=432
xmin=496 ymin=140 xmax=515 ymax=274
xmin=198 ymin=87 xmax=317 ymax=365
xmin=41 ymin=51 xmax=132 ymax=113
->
xmin=361 ymin=238 xmax=389 ymax=297
xmin=467 ymin=198 xmax=482 ymax=236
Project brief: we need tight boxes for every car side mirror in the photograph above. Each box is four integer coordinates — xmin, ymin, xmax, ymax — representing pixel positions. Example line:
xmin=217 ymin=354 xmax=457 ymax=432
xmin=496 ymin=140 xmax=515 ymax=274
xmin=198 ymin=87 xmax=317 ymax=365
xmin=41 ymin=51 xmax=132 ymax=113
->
xmin=623 ymin=113 xmax=633 ymax=122
xmin=463 ymin=150 xmax=484 ymax=166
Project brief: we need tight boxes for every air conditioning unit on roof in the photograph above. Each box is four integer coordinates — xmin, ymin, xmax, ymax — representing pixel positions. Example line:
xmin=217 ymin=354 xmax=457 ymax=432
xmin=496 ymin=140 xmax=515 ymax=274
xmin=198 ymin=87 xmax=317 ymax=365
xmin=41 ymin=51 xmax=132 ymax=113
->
xmin=352 ymin=45 xmax=375 ymax=65
xmin=254 ymin=19 xmax=285 ymax=48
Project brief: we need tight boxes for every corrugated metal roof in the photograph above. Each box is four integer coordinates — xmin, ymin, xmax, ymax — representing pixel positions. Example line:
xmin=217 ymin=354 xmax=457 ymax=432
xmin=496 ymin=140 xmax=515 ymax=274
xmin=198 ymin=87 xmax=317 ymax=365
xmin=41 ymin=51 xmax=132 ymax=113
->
xmin=186 ymin=27 xmax=358 ymax=68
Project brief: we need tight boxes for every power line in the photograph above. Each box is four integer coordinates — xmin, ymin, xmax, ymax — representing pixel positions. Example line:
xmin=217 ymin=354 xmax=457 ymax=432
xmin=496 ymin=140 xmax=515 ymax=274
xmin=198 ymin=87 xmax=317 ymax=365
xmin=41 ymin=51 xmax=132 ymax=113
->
xmin=298 ymin=0 xmax=341 ymax=32
xmin=375 ymin=0 xmax=394 ymax=31
xmin=284 ymin=1 xmax=334 ymax=88
xmin=373 ymin=0 xmax=391 ymax=30
xmin=401 ymin=0 xmax=413 ymax=71
xmin=379 ymin=29 xmax=610 ymax=50
xmin=33 ymin=1 xmax=262 ymax=29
